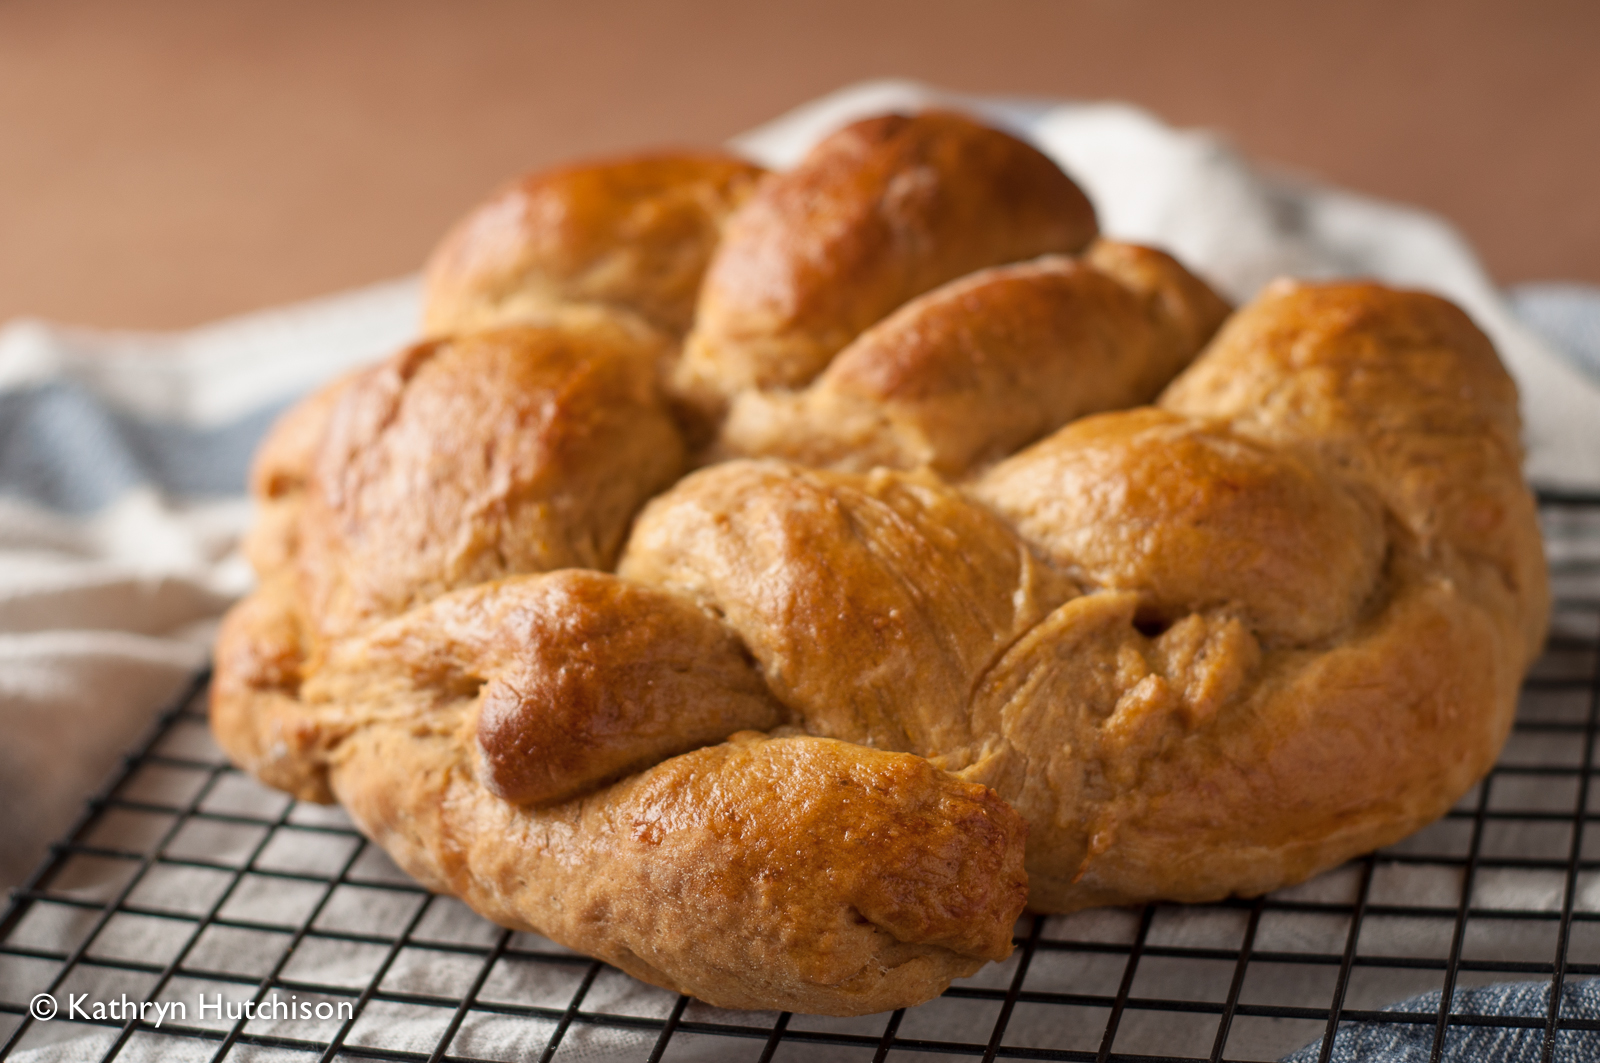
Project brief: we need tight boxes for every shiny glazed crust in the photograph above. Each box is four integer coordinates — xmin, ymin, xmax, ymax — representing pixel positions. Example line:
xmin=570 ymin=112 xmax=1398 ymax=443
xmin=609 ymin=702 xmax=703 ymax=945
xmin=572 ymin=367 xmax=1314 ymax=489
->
xmin=672 ymin=110 xmax=1099 ymax=422
xmin=423 ymin=152 xmax=766 ymax=341
xmin=211 ymin=110 xmax=1548 ymax=1015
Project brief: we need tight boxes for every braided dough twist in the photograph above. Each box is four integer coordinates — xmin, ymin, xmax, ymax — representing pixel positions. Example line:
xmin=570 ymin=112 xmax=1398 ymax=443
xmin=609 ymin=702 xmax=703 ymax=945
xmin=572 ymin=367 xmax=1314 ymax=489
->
xmin=212 ymin=111 xmax=1547 ymax=1015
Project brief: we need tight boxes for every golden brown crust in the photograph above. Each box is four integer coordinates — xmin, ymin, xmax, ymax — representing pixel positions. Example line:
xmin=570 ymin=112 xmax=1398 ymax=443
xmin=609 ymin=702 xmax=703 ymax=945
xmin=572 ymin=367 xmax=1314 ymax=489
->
xmin=630 ymin=281 xmax=1543 ymax=913
xmin=972 ymin=408 xmax=1387 ymax=646
xmin=618 ymin=461 xmax=1074 ymax=753
xmin=213 ymin=117 xmax=1548 ymax=1016
xmin=715 ymin=241 xmax=1230 ymax=475
xmin=294 ymin=319 xmax=686 ymax=640
xmin=216 ymin=575 xmax=1030 ymax=1013
xmin=1160 ymin=279 xmax=1548 ymax=659
xmin=242 ymin=371 xmax=361 ymax=575
xmin=423 ymin=153 xmax=766 ymax=340
xmin=328 ymin=723 xmax=1027 ymax=1014
xmin=460 ymin=571 xmax=784 ymax=806
xmin=673 ymin=111 xmax=1098 ymax=418
xmin=210 ymin=575 xmax=334 ymax=803
xmin=1081 ymin=238 xmax=1233 ymax=355
xmin=962 ymin=281 xmax=1545 ymax=909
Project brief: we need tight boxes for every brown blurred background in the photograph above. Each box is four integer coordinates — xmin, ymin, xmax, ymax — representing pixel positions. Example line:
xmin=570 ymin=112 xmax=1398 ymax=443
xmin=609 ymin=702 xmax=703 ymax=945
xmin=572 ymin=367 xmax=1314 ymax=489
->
xmin=1 ymin=0 xmax=1596 ymax=330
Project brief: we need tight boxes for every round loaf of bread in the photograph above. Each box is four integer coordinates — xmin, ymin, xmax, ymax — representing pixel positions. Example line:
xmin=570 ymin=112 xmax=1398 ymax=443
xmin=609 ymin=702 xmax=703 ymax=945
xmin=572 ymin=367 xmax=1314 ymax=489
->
xmin=211 ymin=110 xmax=1548 ymax=1016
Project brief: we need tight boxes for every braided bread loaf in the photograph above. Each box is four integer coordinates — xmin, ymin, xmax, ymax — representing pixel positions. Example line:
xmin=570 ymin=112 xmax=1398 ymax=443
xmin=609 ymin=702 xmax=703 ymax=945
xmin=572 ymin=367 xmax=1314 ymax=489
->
xmin=211 ymin=110 xmax=1548 ymax=1015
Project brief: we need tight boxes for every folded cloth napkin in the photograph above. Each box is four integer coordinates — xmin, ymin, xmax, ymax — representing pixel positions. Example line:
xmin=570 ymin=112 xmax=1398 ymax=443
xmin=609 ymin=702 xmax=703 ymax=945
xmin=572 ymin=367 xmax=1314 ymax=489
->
xmin=3 ymin=79 xmax=1599 ymax=1062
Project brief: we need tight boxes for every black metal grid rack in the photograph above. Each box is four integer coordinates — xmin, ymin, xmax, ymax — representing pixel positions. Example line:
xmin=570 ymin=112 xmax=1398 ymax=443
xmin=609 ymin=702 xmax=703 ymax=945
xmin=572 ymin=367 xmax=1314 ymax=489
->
xmin=2 ymin=490 xmax=1598 ymax=1063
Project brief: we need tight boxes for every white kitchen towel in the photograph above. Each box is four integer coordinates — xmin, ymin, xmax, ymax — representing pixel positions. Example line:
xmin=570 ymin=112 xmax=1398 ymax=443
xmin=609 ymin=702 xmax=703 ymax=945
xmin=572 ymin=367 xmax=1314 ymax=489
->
xmin=0 ymin=278 xmax=421 ymax=886
xmin=2 ymin=81 xmax=1600 ymax=1051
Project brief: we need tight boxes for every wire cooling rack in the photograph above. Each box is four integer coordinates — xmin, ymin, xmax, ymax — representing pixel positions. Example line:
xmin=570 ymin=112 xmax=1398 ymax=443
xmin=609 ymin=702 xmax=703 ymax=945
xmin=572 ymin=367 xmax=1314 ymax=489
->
xmin=2 ymin=491 xmax=1598 ymax=1063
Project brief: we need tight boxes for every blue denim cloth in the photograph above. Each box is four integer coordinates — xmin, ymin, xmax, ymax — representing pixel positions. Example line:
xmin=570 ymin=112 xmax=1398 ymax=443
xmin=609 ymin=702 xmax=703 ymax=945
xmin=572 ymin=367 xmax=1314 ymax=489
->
xmin=1284 ymin=979 xmax=1600 ymax=1062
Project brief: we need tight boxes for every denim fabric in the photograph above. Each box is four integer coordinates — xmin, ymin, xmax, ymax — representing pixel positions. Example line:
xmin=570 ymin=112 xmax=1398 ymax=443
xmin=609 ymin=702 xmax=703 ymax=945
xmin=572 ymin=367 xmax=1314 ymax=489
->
xmin=1284 ymin=979 xmax=1600 ymax=1062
